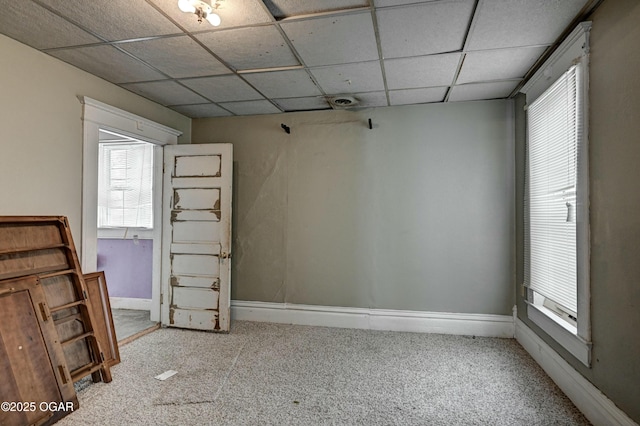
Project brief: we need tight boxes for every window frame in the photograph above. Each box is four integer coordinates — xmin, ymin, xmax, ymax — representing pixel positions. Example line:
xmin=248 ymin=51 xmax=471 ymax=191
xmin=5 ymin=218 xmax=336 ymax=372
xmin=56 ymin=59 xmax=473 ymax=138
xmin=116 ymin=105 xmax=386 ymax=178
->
xmin=520 ymin=22 xmax=592 ymax=367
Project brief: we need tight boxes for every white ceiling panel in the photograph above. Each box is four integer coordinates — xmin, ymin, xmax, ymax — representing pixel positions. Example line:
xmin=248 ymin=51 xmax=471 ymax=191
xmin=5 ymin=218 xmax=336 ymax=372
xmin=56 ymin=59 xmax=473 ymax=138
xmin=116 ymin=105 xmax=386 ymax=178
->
xmin=457 ymin=46 xmax=547 ymax=84
xmin=377 ymin=0 xmax=475 ymax=58
xmin=170 ymin=103 xmax=233 ymax=118
xmin=353 ymin=91 xmax=388 ymax=108
xmin=150 ymin=0 xmax=274 ymax=32
xmin=274 ymin=96 xmax=331 ymax=111
xmin=38 ymin=0 xmax=181 ymax=40
xmin=374 ymin=0 xmax=435 ymax=6
xmin=243 ymin=69 xmax=322 ymax=98
xmin=385 ymin=53 xmax=461 ymax=90
xmin=197 ymin=26 xmax=299 ymax=71
xmin=121 ymin=81 xmax=209 ymax=106
xmin=389 ymin=87 xmax=448 ymax=105
xmin=120 ymin=36 xmax=230 ymax=78
xmin=281 ymin=12 xmax=379 ymax=66
xmin=218 ymin=100 xmax=282 ymax=115
xmin=0 ymin=0 xmax=587 ymax=117
xmin=49 ymin=45 xmax=166 ymax=83
xmin=448 ymin=80 xmax=520 ymax=102
xmin=264 ymin=0 xmax=369 ymax=19
xmin=0 ymin=2 xmax=100 ymax=50
xmin=180 ymin=75 xmax=264 ymax=102
xmin=466 ymin=0 xmax=589 ymax=50
xmin=310 ymin=62 xmax=384 ymax=94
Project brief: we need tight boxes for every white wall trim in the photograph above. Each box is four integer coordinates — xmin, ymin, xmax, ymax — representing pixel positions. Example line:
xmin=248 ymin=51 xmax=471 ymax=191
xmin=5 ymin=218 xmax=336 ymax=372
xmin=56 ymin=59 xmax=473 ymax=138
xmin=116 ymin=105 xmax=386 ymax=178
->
xmin=79 ymin=97 xmax=182 ymax=144
xmin=109 ymin=297 xmax=152 ymax=311
xmin=80 ymin=97 xmax=179 ymax=323
xmin=515 ymin=318 xmax=638 ymax=426
xmin=231 ymin=301 xmax=515 ymax=338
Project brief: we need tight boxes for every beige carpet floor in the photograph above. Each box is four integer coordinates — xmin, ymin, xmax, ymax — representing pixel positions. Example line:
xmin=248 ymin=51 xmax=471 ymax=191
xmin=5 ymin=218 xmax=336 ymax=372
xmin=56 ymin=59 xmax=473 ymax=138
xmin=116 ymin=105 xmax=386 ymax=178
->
xmin=60 ymin=321 xmax=590 ymax=425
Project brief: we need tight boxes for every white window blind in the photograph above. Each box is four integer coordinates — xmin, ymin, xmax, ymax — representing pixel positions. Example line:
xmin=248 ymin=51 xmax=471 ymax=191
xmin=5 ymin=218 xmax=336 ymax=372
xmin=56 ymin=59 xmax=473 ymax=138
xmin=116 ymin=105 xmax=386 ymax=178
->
xmin=98 ymin=142 xmax=154 ymax=229
xmin=525 ymin=64 xmax=582 ymax=315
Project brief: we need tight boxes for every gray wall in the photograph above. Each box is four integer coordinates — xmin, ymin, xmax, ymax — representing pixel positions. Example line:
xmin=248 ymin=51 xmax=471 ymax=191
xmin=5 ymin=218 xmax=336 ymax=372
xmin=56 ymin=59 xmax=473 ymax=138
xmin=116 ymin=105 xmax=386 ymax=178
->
xmin=515 ymin=0 xmax=640 ymax=422
xmin=193 ymin=100 xmax=515 ymax=315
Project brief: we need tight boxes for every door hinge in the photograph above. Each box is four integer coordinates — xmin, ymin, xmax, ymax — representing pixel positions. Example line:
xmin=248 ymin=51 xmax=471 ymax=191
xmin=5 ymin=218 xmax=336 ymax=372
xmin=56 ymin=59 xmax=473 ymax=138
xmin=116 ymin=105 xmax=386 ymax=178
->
xmin=160 ymin=293 xmax=163 ymax=304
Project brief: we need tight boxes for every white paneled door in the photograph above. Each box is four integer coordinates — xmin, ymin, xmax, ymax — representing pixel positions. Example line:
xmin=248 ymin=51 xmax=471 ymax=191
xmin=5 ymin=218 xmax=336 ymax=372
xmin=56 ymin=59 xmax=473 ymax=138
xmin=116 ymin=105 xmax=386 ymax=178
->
xmin=161 ymin=144 xmax=232 ymax=332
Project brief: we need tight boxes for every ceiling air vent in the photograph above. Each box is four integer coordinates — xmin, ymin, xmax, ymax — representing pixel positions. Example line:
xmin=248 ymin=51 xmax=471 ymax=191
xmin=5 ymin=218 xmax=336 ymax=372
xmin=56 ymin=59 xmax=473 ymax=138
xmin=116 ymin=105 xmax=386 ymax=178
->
xmin=328 ymin=96 xmax=359 ymax=109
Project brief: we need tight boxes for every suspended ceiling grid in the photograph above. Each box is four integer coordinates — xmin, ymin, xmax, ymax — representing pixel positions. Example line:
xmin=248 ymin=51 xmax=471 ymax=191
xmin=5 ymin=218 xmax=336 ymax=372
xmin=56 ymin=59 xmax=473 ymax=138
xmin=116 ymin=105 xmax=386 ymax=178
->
xmin=0 ymin=0 xmax=593 ymax=118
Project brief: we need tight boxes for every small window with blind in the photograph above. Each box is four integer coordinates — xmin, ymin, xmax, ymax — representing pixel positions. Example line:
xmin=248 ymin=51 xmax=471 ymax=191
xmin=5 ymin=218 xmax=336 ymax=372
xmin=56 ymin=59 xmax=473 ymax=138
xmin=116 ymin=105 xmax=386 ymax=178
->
xmin=98 ymin=142 xmax=154 ymax=229
xmin=521 ymin=22 xmax=591 ymax=367
xmin=525 ymin=65 xmax=581 ymax=327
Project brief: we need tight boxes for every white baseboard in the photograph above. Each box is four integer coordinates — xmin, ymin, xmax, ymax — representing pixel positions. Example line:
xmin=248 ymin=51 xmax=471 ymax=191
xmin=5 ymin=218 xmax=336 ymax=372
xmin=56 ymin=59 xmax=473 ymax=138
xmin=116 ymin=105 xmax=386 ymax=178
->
xmin=515 ymin=318 xmax=637 ymax=426
xmin=109 ymin=297 xmax=152 ymax=311
xmin=230 ymin=301 xmax=514 ymax=338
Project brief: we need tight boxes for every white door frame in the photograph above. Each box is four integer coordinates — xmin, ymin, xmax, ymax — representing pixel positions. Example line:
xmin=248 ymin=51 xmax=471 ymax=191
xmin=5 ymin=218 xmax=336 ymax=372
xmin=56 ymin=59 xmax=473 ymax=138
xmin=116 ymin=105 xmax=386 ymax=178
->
xmin=79 ymin=97 xmax=182 ymax=322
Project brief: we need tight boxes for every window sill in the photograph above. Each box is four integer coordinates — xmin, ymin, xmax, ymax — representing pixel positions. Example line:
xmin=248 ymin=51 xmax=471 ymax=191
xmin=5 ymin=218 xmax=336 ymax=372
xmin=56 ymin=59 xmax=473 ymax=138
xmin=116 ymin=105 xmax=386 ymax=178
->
xmin=526 ymin=302 xmax=591 ymax=367
xmin=97 ymin=228 xmax=154 ymax=239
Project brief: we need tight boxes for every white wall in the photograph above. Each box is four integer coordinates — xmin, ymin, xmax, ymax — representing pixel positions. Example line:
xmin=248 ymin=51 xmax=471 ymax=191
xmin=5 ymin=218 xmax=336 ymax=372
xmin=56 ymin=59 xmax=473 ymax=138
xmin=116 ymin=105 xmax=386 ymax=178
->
xmin=0 ymin=34 xmax=190 ymax=246
xmin=193 ymin=100 xmax=515 ymax=315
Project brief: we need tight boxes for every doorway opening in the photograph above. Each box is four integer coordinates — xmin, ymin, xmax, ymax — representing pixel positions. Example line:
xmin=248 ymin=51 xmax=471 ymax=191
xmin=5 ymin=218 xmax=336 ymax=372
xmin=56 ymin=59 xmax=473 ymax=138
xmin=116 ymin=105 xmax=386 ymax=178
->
xmin=97 ymin=130 xmax=159 ymax=341
xmin=80 ymin=97 xmax=182 ymax=336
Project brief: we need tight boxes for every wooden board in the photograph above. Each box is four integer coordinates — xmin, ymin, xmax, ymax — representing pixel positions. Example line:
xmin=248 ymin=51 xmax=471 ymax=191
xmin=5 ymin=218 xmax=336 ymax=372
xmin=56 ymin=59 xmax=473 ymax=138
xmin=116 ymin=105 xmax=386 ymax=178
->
xmin=0 ymin=216 xmax=112 ymax=384
xmin=84 ymin=271 xmax=120 ymax=368
xmin=0 ymin=275 xmax=78 ymax=426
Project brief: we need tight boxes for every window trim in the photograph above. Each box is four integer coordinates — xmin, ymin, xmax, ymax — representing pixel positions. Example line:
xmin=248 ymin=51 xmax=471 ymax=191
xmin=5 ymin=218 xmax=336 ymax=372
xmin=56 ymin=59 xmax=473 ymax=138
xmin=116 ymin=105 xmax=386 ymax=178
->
xmin=520 ymin=22 xmax=592 ymax=367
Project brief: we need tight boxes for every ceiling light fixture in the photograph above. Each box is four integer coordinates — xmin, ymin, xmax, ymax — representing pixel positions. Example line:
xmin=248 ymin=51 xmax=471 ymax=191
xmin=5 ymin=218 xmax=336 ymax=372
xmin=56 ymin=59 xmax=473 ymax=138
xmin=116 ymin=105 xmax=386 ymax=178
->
xmin=178 ymin=0 xmax=221 ymax=26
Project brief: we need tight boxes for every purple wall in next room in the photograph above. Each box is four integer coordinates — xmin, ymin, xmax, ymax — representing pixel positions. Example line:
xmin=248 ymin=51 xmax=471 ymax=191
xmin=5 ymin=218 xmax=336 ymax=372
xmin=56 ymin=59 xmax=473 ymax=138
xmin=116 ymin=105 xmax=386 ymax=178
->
xmin=97 ymin=239 xmax=152 ymax=299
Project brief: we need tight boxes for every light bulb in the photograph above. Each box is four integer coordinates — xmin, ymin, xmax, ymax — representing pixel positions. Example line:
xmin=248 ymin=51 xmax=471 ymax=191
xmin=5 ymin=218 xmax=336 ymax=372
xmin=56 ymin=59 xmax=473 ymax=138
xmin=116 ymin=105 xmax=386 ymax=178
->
xmin=206 ymin=12 xmax=221 ymax=26
xmin=178 ymin=0 xmax=196 ymax=13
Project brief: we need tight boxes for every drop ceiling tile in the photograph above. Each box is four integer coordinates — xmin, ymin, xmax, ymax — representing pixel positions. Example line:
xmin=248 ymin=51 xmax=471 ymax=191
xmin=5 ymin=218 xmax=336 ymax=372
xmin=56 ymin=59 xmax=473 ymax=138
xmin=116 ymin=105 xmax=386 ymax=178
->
xmin=448 ymin=80 xmax=520 ymax=102
xmin=0 ymin=2 xmax=100 ymax=49
xmin=310 ymin=62 xmax=384 ymax=94
xmin=466 ymin=0 xmax=589 ymax=50
xmin=49 ymin=45 xmax=166 ymax=83
xmin=281 ymin=12 xmax=379 ymax=66
xmin=120 ymin=36 xmax=230 ymax=78
xmin=243 ymin=69 xmax=322 ymax=98
xmin=377 ymin=0 xmax=475 ymax=58
xmin=274 ymin=97 xmax=331 ymax=111
xmin=374 ymin=0 xmax=432 ymax=6
xmin=121 ymin=81 xmax=209 ymax=106
xmin=151 ymin=0 xmax=273 ymax=32
xmin=196 ymin=26 xmax=299 ymax=71
xmin=180 ymin=75 xmax=264 ymax=102
xmin=264 ymin=0 xmax=369 ymax=19
xmin=385 ymin=53 xmax=461 ymax=90
xmin=353 ymin=91 xmax=388 ymax=108
xmin=389 ymin=87 xmax=448 ymax=105
xmin=170 ymin=103 xmax=233 ymax=118
xmin=457 ymin=46 xmax=547 ymax=84
xmin=38 ymin=0 xmax=181 ymax=40
xmin=218 ymin=100 xmax=282 ymax=115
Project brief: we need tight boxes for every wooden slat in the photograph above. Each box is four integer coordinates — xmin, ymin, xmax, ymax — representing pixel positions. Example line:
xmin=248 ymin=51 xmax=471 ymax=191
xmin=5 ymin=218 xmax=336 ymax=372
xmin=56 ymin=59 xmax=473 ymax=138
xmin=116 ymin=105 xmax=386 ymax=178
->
xmin=0 ymin=244 xmax=68 ymax=256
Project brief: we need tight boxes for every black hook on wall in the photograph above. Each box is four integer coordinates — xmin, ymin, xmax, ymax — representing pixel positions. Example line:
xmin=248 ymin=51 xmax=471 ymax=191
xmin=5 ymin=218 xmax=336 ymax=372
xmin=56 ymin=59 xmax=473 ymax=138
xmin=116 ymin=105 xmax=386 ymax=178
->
xmin=281 ymin=123 xmax=290 ymax=134
xmin=368 ymin=118 xmax=373 ymax=130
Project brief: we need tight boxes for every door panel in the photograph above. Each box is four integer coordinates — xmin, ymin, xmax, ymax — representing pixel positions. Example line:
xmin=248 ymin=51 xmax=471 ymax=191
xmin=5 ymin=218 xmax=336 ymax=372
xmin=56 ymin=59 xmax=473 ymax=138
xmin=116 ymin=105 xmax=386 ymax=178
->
xmin=172 ymin=221 xmax=222 ymax=242
xmin=172 ymin=254 xmax=220 ymax=276
xmin=162 ymin=144 xmax=232 ymax=332
xmin=174 ymin=188 xmax=220 ymax=210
